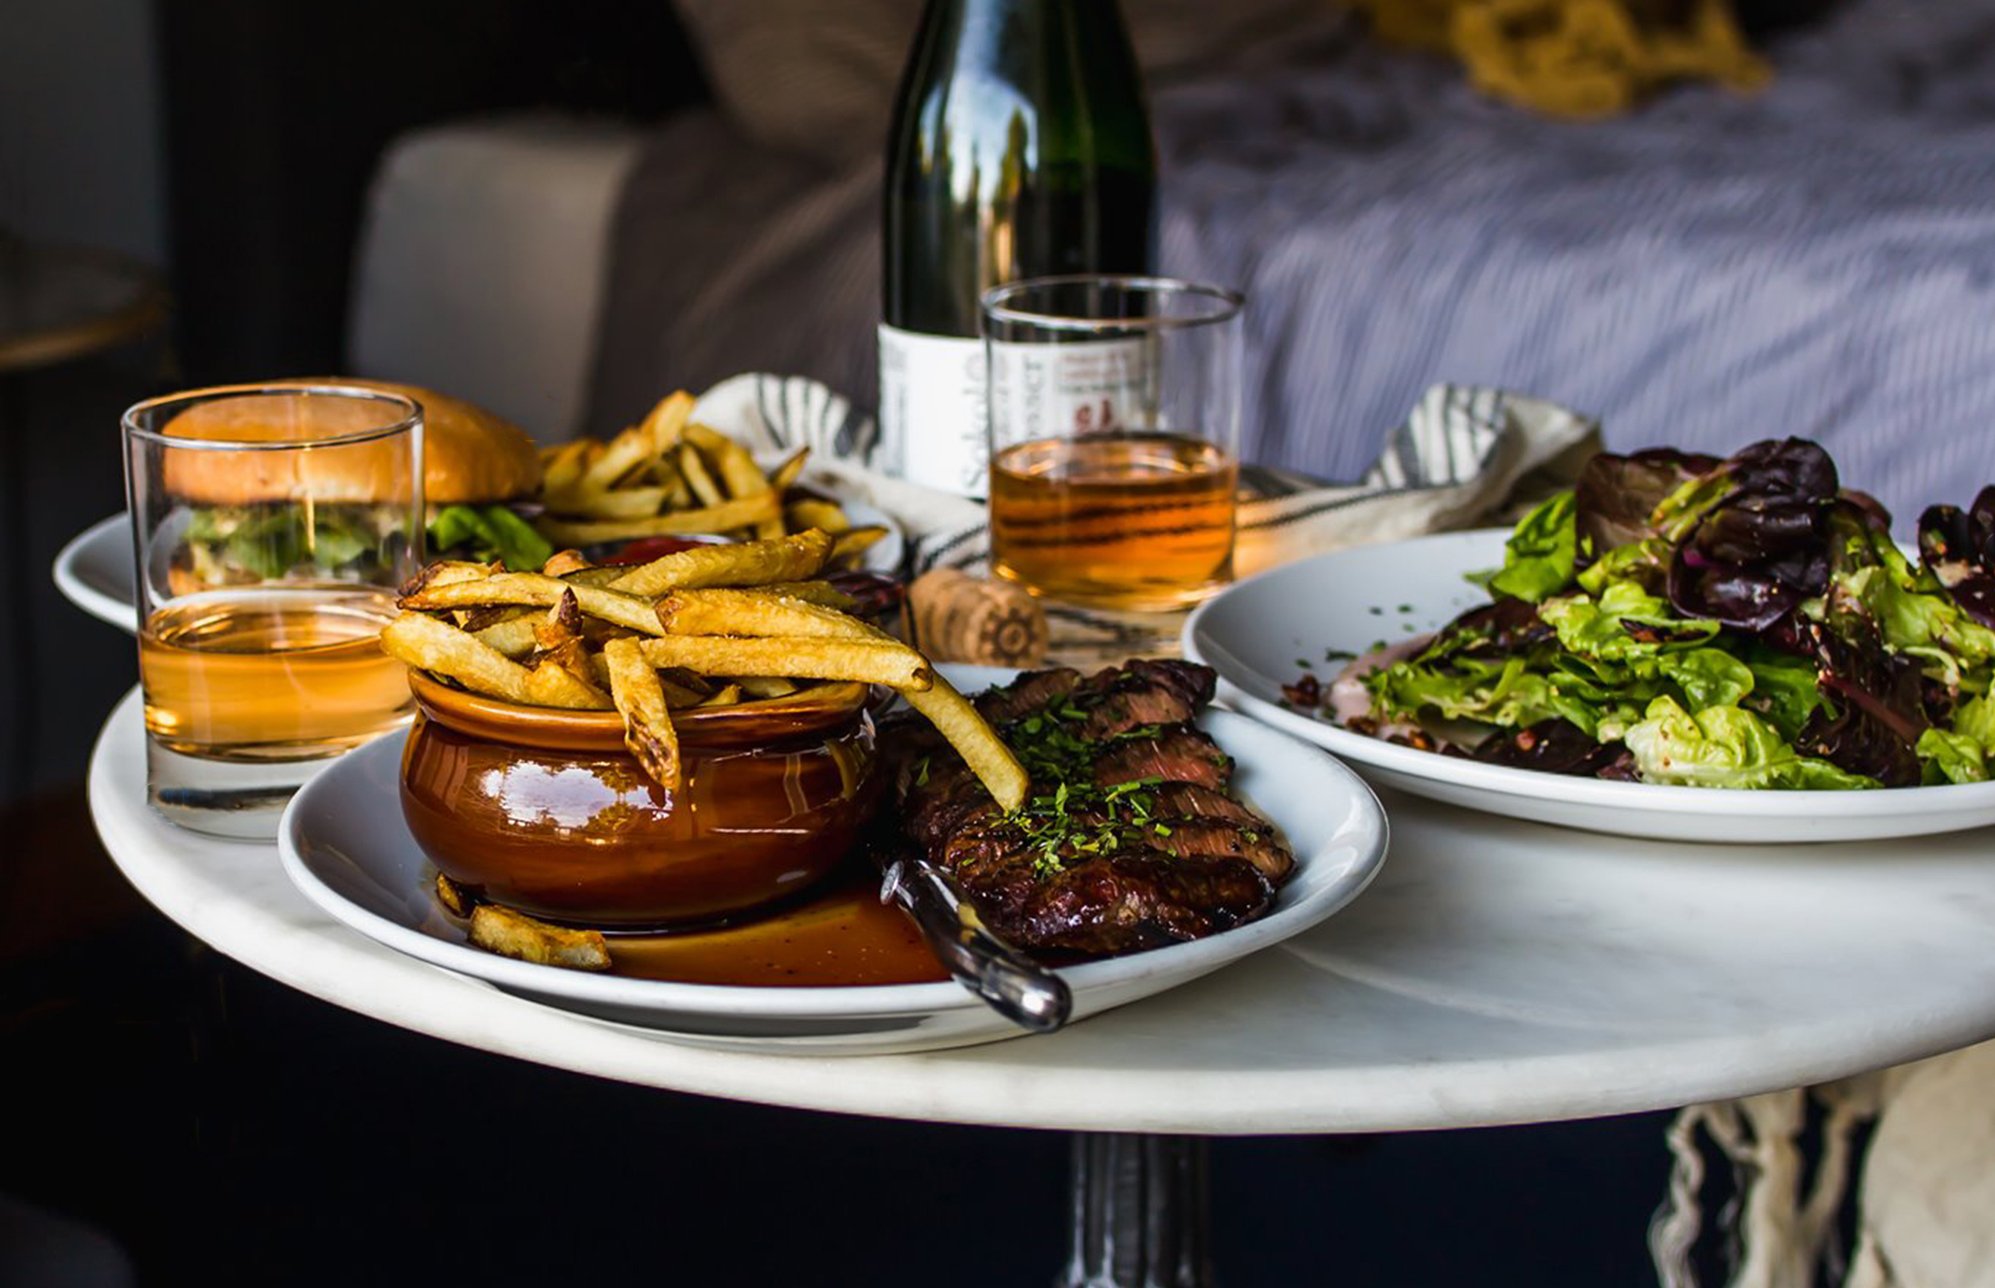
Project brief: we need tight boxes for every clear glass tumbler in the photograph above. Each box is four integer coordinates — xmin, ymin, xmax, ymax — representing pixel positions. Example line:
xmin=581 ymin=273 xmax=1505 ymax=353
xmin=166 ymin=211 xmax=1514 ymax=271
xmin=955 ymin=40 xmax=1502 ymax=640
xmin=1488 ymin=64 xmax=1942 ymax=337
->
xmin=983 ymin=275 xmax=1244 ymax=613
xmin=122 ymin=383 xmax=425 ymax=837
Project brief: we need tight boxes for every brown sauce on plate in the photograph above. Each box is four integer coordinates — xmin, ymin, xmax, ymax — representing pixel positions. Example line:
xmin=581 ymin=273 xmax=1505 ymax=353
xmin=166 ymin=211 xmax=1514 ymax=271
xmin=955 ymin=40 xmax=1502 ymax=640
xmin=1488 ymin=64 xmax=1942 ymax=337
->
xmin=445 ymin=867 xmax=949 ymax=988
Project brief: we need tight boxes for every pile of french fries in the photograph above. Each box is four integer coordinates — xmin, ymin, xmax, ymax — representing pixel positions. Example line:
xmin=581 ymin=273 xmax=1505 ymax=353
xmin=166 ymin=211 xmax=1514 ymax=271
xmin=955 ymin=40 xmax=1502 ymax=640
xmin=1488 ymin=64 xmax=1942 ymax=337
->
xmin=535 ymin=390 xmax=889 ymax=564
xmin=380 ymin=528 xmax=1027 ymax=811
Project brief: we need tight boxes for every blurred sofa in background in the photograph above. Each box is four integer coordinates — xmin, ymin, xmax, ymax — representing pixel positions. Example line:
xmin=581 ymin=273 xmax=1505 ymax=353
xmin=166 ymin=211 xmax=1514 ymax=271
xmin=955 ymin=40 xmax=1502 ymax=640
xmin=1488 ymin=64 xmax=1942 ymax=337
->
xmin=168 ymin=0 xmax=1995 ymax=522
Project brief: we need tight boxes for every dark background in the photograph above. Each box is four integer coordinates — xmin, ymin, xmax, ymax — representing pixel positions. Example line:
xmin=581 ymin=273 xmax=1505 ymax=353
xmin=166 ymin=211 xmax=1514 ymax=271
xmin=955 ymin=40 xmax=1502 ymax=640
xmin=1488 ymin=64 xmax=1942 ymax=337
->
xmin=0 ymin=1 xmax=1758 ymax=1282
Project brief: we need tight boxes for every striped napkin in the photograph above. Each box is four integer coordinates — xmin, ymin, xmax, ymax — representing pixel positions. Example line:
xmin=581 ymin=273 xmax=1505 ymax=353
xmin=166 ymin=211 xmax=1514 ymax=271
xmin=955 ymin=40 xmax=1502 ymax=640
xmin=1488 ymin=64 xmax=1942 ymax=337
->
xmin=692 ymin=376 xmax=1600 ymax=650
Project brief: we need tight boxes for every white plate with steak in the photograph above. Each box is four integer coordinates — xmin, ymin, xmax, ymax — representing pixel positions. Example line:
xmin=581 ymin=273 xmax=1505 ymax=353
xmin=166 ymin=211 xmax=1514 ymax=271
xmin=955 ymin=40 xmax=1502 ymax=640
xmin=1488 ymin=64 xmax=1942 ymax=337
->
xmin=279 ymin=663 xmax=1388 ymax=1055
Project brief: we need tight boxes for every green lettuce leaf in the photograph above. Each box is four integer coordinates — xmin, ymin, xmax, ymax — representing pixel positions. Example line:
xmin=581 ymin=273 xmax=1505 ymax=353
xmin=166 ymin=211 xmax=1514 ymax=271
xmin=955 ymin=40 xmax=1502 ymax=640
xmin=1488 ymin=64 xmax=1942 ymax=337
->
xmin=194 ymin=506 xmax=376 ymax=579
xmin=1919 ymin=694 xmax=1995 ymax=783
xmin=1486 ymin=492 xmax=1578 ymax=603
xmin=428 ymin=504 xmax=552 ymax=572
xmin=1655 ymin=649 xmax=1755 ymax=712
xmin=1576 ymin=537 xmax=1670 ymax=596
xmin=1837 ymin=562 xmax=1995 ymax=694
xmin=1538 ymin=580 xmax=1720 ymax=667
xmin=1624 ymin=696 xmax=1878 ymax=790
xmin=1739 ymin=646 xmax=1828 ymax=742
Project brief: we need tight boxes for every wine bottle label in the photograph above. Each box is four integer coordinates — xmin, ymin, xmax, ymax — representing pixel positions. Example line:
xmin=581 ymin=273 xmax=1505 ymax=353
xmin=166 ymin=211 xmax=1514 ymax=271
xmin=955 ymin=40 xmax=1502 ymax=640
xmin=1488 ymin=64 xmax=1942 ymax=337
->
xmin=987 ymin=335 xmax=1157 ymax=443
xmin=878 ymin=324 xmax=989 ymax=497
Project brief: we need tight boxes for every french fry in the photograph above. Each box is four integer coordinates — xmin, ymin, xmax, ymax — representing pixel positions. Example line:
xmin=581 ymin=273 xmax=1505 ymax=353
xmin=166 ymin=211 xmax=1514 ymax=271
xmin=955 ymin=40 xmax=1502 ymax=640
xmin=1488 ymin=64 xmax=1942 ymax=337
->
xmin=468 ymin=905 xmax=611 ymax=971
xmin=697 ymin=683 xmax=743 ymax=707
xmin=540 ymin=549 xmax=596 ymax=578
xmin=830 ymin=525 xmax=889 ymax=566
xmin=635 ymin=635 xmax=932 ymax=689
xmin=400 ymin=560 xmax=500 ymax=598
xmin=737 ymin=676 xmax=798 ymax=699
xmin=576 ymin=423 xmax=657 ymax=497
xmin=676 ymin=442 xmax=725 ymax=507
xmin=784 ymin=498 xmax=849 ymax=534
xmin=401 ymin=573 xmax=664 ymax=636
xmin=381 ymin=612 xmax=533 ymax=703
xmin=536 ymin=493 xmax=783 ymax=547
xmin=604 ymin=638 xmax=681 ymax=792
xmin=637 ymin=390 xmax=694 ymax=455
xmin=657 ymin=590 xmax=1025 ymax=810
xmin=460 ymin=604 xmax=528 ymax=633
xmin=524 ymin=660 xmax=613 ymax=710
xmin=767 ymin=449 xmax=811 ymax=495
xmin=586 ymin=651 xmax=704 ymax=706
xmin=903 ymin=672 xmax=1028 ymax=811
xmin=434 ymin=873 xmax=479 ymax=917
xmin=657 ymin=588 xmax=860 ymax=641
xmin=687 ymin=423 xmax=783 ymax=541
xmin=541 ymin=440 xmax=593 ymax=498
xmin=607 ymin=529 xmax=832 ymax=596
xmin=575 ymin=485 xmax=674 ymax=520
xmin=534 ymin=589 xmax=585 ymax=647
xmin=760 ymin=580 xmax=857 ymax=611
xmin=474 ymin=616 xmax=539 ymax=658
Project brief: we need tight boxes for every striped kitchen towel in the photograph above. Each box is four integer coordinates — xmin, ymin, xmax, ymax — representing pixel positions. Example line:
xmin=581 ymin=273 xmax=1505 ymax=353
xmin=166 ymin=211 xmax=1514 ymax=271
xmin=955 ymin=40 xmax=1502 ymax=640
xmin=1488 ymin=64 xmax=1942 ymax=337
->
xmin=693 ymin=376 xmax=1601 ymax=584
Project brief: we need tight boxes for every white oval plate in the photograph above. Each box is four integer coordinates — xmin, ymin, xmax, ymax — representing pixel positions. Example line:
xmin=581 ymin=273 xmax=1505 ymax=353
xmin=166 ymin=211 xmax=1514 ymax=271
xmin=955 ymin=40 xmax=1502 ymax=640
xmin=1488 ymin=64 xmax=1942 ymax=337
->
xmin=276 ymin=666 xmax=1388 ymax=1055
xmin=54 ymin=514 xmax=134 ymax=632
xmin=52 ymin=502 xmax=905 ymax=637
xmin=1183 ymin=528 xmax=1995 ymax=844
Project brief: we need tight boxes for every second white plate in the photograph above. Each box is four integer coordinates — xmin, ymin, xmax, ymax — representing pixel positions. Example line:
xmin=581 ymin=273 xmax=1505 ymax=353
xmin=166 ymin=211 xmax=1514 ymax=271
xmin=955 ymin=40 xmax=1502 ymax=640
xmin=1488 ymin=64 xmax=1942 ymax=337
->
xmin=1183 ymin=528 xmax=1995 ymax=844
xmin=54 ymin=500 xmax=905 ymax=637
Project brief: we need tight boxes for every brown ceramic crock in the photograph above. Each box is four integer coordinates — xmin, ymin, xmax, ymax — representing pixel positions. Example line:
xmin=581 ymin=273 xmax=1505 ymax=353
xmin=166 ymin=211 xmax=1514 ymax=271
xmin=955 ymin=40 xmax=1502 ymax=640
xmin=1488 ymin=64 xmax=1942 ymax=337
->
xmin=400 ymin=670 xmax=881 ymax=930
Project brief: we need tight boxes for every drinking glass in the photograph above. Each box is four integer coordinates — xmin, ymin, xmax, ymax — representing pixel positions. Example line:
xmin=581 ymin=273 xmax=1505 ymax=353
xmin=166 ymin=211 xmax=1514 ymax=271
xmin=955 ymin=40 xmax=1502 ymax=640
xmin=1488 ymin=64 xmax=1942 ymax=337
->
xmin=982 ymin=275 xmax=1243 ymax=613
xmin=123 ymin=383 xmax=424 ymax=837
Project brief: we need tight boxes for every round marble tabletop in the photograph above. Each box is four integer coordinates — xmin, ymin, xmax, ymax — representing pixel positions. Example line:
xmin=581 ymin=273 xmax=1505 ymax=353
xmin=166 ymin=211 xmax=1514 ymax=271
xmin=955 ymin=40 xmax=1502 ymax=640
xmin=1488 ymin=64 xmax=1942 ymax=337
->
xmin=88 ymin=689 xmax=1995 ymax=1135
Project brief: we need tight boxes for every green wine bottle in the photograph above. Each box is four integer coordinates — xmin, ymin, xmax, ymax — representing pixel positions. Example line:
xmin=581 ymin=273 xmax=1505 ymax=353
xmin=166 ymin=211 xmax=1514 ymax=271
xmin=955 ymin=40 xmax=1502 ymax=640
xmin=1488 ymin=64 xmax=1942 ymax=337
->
xmin=881 ymin=0 xmax=1157 ymax=495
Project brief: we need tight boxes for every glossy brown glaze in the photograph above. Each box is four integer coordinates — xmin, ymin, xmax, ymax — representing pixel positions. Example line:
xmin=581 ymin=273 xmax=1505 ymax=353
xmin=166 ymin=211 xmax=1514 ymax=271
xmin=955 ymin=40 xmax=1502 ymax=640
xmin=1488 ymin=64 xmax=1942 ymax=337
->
xmin=401 ymin=672 xmax=881 ymax=930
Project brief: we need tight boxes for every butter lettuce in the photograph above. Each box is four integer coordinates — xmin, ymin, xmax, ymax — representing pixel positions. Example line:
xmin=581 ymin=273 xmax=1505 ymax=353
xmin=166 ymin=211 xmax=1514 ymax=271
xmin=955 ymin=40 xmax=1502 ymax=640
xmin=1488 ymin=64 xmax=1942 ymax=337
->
xmin=1623 ymin=697 xmax=1879 ymax=790
xmin=1486 ymin=492 xmax=1577 ymax=603
xmin=1918 ymin=694 xmax=1995 ymax=783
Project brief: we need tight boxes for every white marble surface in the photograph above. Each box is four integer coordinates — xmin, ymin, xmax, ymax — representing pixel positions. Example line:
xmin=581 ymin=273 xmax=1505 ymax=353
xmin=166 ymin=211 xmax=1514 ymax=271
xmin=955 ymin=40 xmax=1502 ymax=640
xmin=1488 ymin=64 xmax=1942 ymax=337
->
xmin=90 ymin=689 xmax=1995 ymax=1134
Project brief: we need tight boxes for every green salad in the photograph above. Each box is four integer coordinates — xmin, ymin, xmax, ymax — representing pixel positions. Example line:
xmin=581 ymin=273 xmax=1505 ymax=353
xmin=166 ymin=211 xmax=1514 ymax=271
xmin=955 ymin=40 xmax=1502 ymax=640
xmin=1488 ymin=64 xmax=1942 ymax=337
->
xmin=1330 ymin=439 xmax=1995 ymax=789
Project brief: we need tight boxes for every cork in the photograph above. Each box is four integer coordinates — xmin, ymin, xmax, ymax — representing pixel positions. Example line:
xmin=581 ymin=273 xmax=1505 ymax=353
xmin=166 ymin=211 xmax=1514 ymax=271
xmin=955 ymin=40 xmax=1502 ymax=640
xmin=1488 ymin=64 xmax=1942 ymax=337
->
xmin=908 ymin=568 xmax=1048 ymax=668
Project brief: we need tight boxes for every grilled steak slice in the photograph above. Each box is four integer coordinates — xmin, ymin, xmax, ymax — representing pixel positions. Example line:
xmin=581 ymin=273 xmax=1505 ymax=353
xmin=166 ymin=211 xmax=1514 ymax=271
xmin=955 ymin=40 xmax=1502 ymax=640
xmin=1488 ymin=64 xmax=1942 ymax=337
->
xmin=975 ymin=667 xmax=1082 ymax=724
xmin=1138 ymin=781 xmax=1262 ymax=827
xmin=890 ymin=660 xmax=1292 ymax=958
xmin=1092 ymin=726 xmax=1233 ymax=792
xmin=960 ymin=850 xmax=1272 ymax=955
xmin=1072 ymin=658 xmax=1215 ymax=740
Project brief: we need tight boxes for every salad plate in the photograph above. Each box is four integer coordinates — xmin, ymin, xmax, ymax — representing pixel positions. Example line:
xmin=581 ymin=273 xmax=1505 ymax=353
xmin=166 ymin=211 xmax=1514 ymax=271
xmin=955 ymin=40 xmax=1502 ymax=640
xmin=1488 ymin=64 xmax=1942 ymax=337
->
xmin=53 ymin=500 xmax=905 ymax=636
xmin=276 ymin=666 xmax=1388 ymax=1055
xmin=1185 ymin=528 xmax=1995 ymax=843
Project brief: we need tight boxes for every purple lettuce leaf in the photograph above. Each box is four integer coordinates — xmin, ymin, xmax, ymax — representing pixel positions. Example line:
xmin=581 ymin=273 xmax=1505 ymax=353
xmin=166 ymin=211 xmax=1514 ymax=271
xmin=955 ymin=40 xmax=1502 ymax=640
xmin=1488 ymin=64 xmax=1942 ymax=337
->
xmin=1666 ymin=438 xmax=1838 ymax=632
xmin=1766 ymin=614 xmax=1927 ymax=787
xmin=1573 ymin=448 xmax=1720 ymax=562
xmin=1918 ymin=485 xmax=1995 ymax=630
xmin=1470 ymin=718 xmax=1633 ymax=778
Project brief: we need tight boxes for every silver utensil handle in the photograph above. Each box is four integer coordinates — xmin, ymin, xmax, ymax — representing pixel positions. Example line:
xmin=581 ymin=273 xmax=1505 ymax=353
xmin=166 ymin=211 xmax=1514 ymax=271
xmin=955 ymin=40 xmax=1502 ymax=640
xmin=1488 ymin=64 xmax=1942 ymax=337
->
xmin=884 ymin=859 xmax=1073 ymax=1033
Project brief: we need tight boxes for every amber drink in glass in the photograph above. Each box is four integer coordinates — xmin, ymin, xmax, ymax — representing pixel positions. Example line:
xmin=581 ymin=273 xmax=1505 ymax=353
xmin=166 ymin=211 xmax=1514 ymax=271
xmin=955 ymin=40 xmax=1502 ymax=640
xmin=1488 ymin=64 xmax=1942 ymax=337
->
xmin=983 ymin=276 xmax=1243 ymax=612
xmin=123 ymin=384 xmax=424 ymax=836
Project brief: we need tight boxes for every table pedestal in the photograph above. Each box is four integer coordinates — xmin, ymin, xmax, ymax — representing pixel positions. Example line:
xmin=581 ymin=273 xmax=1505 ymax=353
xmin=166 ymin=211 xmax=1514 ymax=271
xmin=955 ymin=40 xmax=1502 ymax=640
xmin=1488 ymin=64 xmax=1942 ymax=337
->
xmin=1062 ymin=1133 xmax=1212 ymax=1288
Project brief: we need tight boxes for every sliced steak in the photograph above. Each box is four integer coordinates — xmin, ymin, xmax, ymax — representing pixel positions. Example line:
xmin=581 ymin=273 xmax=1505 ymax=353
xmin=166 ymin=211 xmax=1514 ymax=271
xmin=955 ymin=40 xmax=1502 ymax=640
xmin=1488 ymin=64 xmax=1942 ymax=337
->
xmin=1072 ymin=659 xmax=1216 ymax=740
xmin=887 ymin=660 xmax=1290 ymax=959
xmin=968 ymin=850 xmax=1273 ymax=955
xmin=1092 ymin=726 xmax=1233 ymax=792
xmin=975 ymin=667 xmax=1083 ymax=725
xmin=1135 ymin=818 xmax=1292 ymax=883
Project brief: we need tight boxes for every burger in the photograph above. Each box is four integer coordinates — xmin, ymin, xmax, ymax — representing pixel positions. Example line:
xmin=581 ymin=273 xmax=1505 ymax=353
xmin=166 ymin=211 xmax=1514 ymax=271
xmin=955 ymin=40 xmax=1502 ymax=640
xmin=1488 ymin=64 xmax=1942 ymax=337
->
xmin=163 ymin=378 xmax=550 ymax=592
